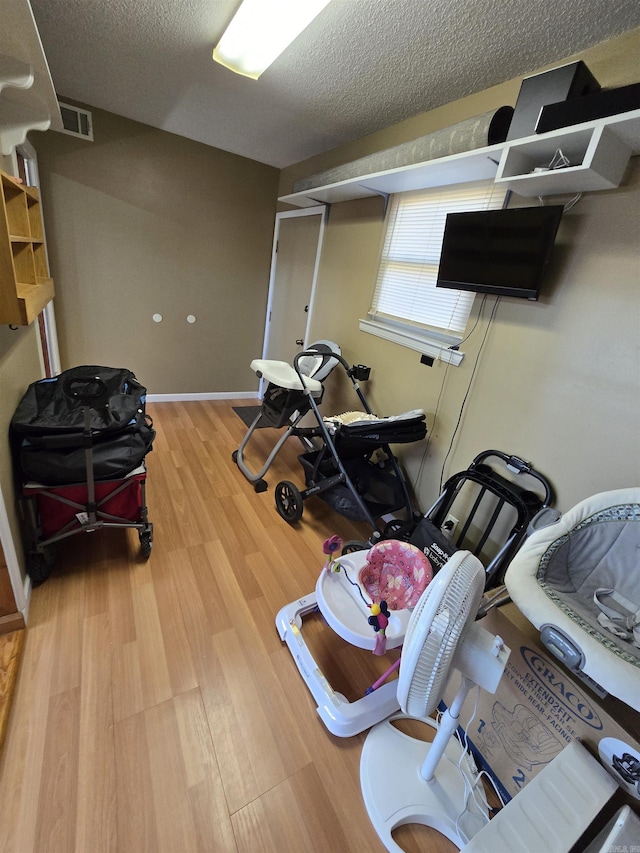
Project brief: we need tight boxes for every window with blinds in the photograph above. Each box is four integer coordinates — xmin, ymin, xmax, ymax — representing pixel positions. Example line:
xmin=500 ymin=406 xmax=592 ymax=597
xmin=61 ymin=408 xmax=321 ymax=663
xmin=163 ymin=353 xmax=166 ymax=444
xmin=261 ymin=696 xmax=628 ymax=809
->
xmin=366 ymin=180 xmax=506 ymax=350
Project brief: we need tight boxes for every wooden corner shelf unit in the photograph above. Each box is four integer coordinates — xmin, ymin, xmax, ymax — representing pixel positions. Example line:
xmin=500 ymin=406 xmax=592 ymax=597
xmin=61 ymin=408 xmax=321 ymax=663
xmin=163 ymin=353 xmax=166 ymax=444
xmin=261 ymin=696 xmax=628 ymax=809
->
xmin=0 ymin=170 xmax=54 ymax=326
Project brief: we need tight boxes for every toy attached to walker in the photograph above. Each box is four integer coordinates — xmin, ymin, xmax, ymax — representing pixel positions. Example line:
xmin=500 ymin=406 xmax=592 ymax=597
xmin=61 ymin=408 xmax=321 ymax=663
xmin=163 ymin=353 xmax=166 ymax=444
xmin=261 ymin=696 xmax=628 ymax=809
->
xmin=276 ymin=538 xmax=433 ymax=737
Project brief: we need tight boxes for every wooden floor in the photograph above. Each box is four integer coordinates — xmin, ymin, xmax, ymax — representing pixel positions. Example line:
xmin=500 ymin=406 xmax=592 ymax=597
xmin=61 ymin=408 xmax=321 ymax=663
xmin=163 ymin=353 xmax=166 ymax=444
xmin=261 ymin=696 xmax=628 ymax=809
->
xmin=0 ymin=630 xmax=24 ymax=757
xmin=0 ymin=400 xmax=456 ymax=853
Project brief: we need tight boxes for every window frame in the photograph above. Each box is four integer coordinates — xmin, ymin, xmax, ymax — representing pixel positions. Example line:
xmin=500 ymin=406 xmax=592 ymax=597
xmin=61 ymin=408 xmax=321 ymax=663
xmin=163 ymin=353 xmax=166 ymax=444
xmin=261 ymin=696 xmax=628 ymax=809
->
xmin=360 ymin=179 xmax=506 ymax=364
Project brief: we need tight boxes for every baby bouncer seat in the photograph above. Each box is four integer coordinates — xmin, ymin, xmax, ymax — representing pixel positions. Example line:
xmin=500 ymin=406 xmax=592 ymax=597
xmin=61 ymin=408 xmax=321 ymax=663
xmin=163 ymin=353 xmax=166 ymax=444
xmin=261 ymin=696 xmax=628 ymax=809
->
xmin=505 ymin=487 xmax=640 ymax=710
xmin=276 ymin=449 xmax=554 ymax=737
xmin=232 ymin=341 xmax=341 ymax=492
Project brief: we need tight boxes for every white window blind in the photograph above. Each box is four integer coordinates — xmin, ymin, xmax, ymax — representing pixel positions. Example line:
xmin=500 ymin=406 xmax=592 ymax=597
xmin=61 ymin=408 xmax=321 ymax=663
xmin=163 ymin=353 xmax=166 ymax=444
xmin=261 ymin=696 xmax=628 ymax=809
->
xmin=369 ymin=180 xmax=506 ymax=341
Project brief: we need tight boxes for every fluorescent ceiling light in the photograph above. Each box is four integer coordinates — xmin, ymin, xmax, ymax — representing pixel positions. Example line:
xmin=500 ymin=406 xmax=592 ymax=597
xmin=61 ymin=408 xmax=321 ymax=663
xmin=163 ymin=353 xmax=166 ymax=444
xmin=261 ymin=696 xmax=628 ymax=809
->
xmin=213 ymin=0 xmax=332 ymax=80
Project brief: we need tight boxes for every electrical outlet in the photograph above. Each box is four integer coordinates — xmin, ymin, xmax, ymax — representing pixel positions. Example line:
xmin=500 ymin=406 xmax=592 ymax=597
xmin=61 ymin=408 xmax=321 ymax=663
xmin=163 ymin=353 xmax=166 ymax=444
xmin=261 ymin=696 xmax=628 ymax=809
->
xmin=443 ymin=514 xmax=459 ymax=538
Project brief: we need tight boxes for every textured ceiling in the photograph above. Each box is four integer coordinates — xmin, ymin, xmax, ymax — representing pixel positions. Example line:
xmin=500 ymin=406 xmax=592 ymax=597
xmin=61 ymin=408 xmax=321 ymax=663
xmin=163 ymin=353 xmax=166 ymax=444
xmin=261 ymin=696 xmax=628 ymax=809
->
xmin=29 ymin=0 xmax=640 ymax=169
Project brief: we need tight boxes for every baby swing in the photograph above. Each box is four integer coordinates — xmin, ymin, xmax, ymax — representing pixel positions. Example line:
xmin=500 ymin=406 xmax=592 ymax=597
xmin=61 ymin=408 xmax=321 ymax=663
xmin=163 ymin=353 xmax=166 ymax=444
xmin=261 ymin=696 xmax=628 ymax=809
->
xmin=276 ymin=449 xmax=554 ymax=737
xmin=232 ymin=340 xmax=341 ymax=492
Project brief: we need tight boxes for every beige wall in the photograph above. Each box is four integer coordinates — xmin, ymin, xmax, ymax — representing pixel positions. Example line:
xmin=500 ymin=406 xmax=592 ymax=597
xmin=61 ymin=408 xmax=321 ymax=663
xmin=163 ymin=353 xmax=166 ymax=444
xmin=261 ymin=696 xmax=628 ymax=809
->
xmin=0 ymin=323 xmax=43 ymax=587
xmin=285 ymin=29 xmax=640 ymax=513
xmin=33 ymin=107 xmax=280 ymax=394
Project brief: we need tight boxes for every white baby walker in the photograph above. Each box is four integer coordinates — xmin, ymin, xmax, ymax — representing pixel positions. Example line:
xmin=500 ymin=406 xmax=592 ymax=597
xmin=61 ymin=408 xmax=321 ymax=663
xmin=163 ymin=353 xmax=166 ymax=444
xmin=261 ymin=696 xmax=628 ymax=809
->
xmin=276 ymin=542 xmax=430 ymax=737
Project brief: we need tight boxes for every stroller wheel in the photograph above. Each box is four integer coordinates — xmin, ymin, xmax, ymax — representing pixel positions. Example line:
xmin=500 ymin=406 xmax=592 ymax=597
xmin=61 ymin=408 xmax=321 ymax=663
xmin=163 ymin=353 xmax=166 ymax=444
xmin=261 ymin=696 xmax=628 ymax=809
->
xmin=139 ymin=529 xmax=153 ymax=559
xmin=27 ymin=549 xmax=55 ymax=586
xmin=254 ymin=479 xmax=268 ymax=493
xmin=275 ymin=480 xmax=303 ymax=524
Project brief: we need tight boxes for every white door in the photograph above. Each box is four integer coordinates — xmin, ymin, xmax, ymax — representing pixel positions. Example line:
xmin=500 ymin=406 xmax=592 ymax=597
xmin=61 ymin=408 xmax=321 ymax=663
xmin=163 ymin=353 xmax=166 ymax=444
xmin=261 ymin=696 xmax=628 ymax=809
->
xmin=263 ymin=206 xmax=326 ymax=364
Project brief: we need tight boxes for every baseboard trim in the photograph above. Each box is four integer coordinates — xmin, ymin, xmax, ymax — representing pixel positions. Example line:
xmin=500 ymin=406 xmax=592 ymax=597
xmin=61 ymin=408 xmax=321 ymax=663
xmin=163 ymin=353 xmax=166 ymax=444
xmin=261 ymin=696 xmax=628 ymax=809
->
xmin=146 ymin=391 xmax=260 ymax=403
xmin=0 ymin=613 xmax=25 ymax=635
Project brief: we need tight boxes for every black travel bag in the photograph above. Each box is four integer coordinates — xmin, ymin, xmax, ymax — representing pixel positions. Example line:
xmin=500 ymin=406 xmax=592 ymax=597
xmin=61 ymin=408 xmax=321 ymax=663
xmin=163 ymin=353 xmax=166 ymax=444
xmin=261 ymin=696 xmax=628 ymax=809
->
xmin=11 ymin=365 xmax=155 ymax=485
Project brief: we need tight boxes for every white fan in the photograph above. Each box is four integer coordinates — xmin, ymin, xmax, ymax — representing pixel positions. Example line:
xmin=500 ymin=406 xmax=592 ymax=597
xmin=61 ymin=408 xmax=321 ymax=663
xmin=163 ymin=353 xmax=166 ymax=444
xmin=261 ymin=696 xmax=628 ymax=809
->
xmin=360 ymin=551 xmax=511 ymax=851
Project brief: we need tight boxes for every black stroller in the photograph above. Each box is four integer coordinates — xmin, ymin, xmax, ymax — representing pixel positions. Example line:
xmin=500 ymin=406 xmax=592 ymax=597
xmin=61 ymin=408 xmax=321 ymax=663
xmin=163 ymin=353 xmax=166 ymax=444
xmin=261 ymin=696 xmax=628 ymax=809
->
xmin=274 ymin=351 xmax=427 ymax=537
xmin=11 ymin=365 xmax=155 ymax=584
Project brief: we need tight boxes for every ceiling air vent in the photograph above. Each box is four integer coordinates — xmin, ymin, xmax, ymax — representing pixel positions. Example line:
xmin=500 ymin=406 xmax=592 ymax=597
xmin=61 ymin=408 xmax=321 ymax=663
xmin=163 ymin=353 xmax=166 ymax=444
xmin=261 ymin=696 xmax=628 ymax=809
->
xmin=57 ymin=102 xmax=93 ymax=141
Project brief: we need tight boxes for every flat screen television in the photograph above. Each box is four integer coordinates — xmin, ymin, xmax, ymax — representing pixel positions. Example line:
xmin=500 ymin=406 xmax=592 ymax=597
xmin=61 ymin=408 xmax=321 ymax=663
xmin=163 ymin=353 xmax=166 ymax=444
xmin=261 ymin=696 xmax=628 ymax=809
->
xmin=436 ymin=205 xmax=564 ymax=300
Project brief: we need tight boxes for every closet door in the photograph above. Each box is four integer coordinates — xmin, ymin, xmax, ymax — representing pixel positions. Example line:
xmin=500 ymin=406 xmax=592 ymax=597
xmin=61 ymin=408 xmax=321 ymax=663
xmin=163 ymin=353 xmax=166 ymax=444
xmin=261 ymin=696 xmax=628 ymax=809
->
xmin=263 ymin=207 xmax=326 ymax=365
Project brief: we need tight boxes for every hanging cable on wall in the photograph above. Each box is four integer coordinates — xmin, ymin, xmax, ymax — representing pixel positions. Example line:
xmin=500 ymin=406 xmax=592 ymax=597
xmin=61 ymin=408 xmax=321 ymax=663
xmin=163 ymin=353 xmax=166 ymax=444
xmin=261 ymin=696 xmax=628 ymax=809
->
xmin=450 ymin=294 xmax=487 ymax=350
xmin=415 ymin=294 xmax=488 ymax=498
xmin=439 ymin=295 xmax=501 ymax=491
xmin=415 ymin=359 xmax=450 ymax=498
xmin=562 ymin=192 xmax=582 ymax=211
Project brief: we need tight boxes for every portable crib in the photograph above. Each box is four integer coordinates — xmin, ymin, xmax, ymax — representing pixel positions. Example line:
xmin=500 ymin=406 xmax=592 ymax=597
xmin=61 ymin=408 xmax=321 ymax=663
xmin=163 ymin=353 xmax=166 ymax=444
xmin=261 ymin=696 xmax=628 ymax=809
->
xmin=505 ymin=487 xmax=640 ymax=710
xmin=11 ymin=365 xmax=155 ymax=584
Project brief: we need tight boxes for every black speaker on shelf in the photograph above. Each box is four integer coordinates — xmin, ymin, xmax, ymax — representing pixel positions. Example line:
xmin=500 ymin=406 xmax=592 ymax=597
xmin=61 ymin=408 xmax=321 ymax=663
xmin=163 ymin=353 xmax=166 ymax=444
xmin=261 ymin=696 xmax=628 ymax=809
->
xmin=535 ymin=82 xmax=640 ymax=134
xmin=487 ymin=105 xmax=515 ymax=144
xmin=507 ymin=60 xmax=601 ymax=141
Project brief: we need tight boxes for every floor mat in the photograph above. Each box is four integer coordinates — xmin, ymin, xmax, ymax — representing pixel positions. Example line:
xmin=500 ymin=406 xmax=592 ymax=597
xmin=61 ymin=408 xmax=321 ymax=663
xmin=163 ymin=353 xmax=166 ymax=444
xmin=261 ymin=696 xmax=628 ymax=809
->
xmin=232 ymin=406 xmax=271 ymax=429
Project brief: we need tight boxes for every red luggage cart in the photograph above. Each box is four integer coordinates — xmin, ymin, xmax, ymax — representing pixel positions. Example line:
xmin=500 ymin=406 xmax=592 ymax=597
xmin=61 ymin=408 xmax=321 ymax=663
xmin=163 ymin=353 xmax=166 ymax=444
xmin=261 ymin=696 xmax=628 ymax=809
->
xmin=14 ymin=369 xmax=154 ymax=584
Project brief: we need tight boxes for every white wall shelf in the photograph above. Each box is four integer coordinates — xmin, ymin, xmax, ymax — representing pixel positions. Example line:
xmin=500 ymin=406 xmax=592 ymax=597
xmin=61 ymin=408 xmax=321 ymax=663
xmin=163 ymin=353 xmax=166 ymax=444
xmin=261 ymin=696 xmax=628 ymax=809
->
xmin=0 ymin=100 xmax=51 ymax=156
xmin=495 ymin=115 xmax=640 ymax=196
xmin=0 ymin=1 xmax=62 ymax=162
xmin=279 ymin=143 xmax=505 ymax=207
xmin=280 ymin=108 xmax=640 ymax=207
xmin=0 ymin=55 xmax=34 ymax=94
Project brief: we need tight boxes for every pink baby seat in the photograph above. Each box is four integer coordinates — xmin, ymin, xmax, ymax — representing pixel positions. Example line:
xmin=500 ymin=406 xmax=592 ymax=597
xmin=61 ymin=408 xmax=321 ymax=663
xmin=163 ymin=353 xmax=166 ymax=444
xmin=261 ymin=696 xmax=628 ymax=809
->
xmin=317 ymin=540 xmax=433 ymax=651
xmin=358 ymin=540 xmax=433 ymax=611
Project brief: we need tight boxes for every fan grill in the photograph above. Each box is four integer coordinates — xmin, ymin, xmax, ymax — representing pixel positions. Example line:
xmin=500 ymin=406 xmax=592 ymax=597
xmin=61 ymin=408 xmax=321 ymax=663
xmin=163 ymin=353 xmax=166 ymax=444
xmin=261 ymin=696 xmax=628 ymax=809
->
xmin=402 ymin=553 xmax=485 ymax=718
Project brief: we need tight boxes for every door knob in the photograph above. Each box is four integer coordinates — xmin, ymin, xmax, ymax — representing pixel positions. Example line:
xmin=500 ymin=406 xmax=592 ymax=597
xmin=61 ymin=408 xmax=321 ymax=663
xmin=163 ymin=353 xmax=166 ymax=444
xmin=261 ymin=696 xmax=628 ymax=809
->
xmin=295 ymin=339 xmax=304 ymax=346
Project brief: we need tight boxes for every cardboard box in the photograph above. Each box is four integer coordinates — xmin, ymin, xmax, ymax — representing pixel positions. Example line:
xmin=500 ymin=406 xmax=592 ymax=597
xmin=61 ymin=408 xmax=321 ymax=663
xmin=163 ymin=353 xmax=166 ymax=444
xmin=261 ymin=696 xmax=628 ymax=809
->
xmin=442 ymin=604 xmax=640 ymax=803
